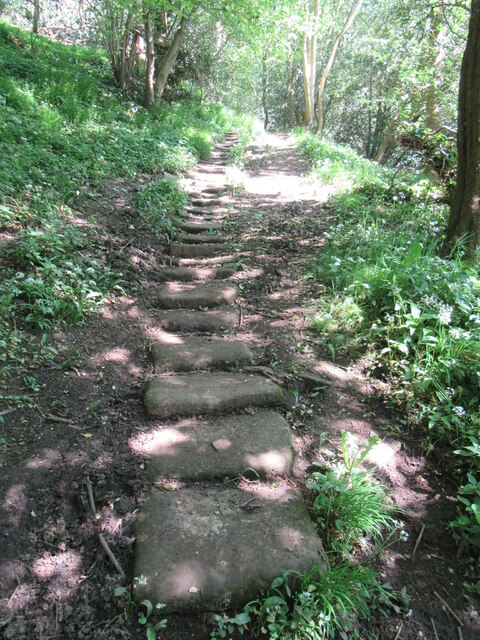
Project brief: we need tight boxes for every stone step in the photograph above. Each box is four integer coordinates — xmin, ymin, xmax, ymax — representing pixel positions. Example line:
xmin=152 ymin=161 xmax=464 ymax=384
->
xmin=171 ymin=254 xmax=238 ymax=267
xmin=144 ymin=372 xmax=283 ymax=419
xmin=156 ymin=309 xmax=239 ymax=333
xmin=185 ymin=205 xmax=226 ymax=216
xmin=131 ymin=410 xmax=292 ymax=480
xmin=191 ymin=197 xmax=224 ymax=207
xmin=179 ymin=233 xmax=226 ymax=245
xmin=156 ymin=266 xmax=234 ymax=283
xmin=202 ymin=186 xmax=226 ymax=195
xmin=155 ymin=282 xmax=238 ymax=310
xmin=180 ymin=220 xmax=223 ymax=233
xmin=152 ymin=336 xmax=253 ymax=373
xmin=169 ymin=243 xmax=230 ymax=258
xmin=134 ymin=485 xmax=324 ymax=612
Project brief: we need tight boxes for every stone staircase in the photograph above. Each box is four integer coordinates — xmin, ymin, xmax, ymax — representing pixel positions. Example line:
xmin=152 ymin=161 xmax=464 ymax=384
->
xmin=133 ymin=134 xmax=323 ymax=612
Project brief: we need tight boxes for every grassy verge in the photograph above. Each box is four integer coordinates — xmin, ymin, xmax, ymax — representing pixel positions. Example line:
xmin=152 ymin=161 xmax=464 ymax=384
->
xmin=0 ymin=21 xmax=254 ymax=407
xmin=296 ymin=130 xmax=480 ymax=585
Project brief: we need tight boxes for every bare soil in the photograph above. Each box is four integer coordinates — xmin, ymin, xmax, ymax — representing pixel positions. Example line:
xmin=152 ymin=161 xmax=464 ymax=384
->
xmin=0 ymin=133 xmax=479 ymax=640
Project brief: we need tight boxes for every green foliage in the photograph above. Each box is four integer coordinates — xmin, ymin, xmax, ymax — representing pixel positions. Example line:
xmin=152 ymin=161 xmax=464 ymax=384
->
xmin=136 ymin=178 xmax=189 ymax=241
xmin=299 ymin=132 xmax=480 ymax=572
xmin=211 ymin=562 xmax=402 ymax=640
xmin=0 ymin=21 xmax=248 ymax=407
xmin=311 ymin=432 xmax=396 ymax=556
xmin=2 ymin=217 xmax=113 ymax=328
xmin=450 ymin=472 xmax=480 ymax=551
xmin=114 ymin=585 xmax=167 ymax=640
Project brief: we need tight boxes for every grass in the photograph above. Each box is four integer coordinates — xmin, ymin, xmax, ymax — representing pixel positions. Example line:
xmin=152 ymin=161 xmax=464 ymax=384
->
xmin=0 ymin=21 xmax=254 ymax=407
xmin=296 ymin=130 xmax=480 ymax=581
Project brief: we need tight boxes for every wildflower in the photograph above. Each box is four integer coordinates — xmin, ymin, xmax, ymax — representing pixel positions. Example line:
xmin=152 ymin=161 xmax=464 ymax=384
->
xmin=438 ymin=305 xmax=453 ymax=325
xmin=452 ymin=406 xmax=466 ymax=417
xmin=133 ymin=574 xmax=148 ymax=588
xmin=156 ymin=603 xmax=166 ymax=609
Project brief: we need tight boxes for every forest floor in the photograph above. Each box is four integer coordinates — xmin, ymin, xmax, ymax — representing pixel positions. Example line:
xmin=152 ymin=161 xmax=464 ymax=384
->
xmin=0 ymin=132 xmax=479 ymax=640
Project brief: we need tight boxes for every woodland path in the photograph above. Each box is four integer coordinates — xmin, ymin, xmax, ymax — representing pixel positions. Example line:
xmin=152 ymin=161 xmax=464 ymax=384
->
xmin=133 ymin=134 xmax=324 ymax=612
xmin=1 ymin=133 xmax=478 ymax=640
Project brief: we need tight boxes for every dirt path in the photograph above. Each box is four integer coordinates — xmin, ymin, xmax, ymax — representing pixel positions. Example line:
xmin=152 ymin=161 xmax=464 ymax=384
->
xmin=0 ymin=132 xmax=478 ymax=639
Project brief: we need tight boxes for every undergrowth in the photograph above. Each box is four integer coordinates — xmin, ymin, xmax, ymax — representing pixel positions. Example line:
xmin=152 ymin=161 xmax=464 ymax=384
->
xmin=135 ymin=178 xmax=190 ymax=242
xmin=297 ymin=130 xmax=480 ymax=588
xmin=0 ymin=21 xmax=254 ymax=407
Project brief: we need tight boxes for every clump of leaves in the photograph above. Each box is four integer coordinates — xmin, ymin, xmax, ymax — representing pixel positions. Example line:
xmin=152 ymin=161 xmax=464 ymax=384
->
xmin=114 ymin=584 xmax=167 ymax=640
xmin=211 ymin=432 xmax=403 ymax=640
xmin=135 ymin=178 xmax=189 ymax=241
xmin=311 ymin=432 xmax=396 ymax=555
xmin=211 ymin=563 xmax=405 ymax=640
xmin=1 ymin=217 xmax=112 ymax=329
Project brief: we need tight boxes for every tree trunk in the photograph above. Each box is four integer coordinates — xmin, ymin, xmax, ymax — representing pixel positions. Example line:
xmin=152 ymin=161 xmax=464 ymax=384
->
xmin=425 ymin=9 xmax=443 ymax=131
xmin=316 ymin=0 xmax=364 ymax=136
xmin=317 ymin=0 xmax=364 ymax=137
xmin=144 ymin=10 xmax=155 ymax=107
xmin=262 ymin=52 xmax=269 ymax=130
xmin=287 ymin=54 xmax=296 ymax=129
xmin=302 ymin=0 xmax=319 ymax=127
xmin=375 ymin=114 xmax=398 ymax=164
xmin=153 ymin=17 xmax=188 ymax=104
xmin=33 ymin=0 xmax=40 ymax=34
xmin=442 ymin=0 xmax=480 ymax=258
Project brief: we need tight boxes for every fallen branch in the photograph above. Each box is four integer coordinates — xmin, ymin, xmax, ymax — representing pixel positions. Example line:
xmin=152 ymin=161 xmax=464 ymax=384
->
xmin=85 ymin=476 xmax=126 ymax=580
xmin=433 ymin=590 xmax=463 ymax=627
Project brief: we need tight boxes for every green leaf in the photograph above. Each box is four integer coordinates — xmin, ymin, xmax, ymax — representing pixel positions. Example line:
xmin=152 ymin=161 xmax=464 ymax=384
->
xmin=114 ymin=586 xmax=127 ymax=597
xmin=232 ymin=612 xmax=251 ymax=625
xmin=139 ymin=599 xmax=153 ymax=619
xmin=403 ymin=242 xmax=422 ymax=266
xmin=146 ymin=626 xmax=156 ymax=640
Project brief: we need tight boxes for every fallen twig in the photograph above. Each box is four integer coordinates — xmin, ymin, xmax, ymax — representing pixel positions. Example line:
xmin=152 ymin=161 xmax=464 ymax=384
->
xmin=393 ymin=623 xmax=403 ymax=640
xmin=85 ymin=476 xmax=126 ymax=580
xmin=458 ymin=626 xmax=464 ymax=640
xmin=45 ymin=413 xmax=76 ymax=425
xmin=434 ymin=590 xmax=463 ymax=627
xmin=119 ymin=238 xmax=134 ymax=252
xmin=238 ymin=305 xmax=243 ymax=329
xmin=0 ymin=407 xmax=17 ymax=417
xmin=412 ymin=523 xmax=425 ymax=558
xmin=240 ymin=497 xmax=256 ymax=509
xmin=430 ymin=616 xmax=439 ymax=640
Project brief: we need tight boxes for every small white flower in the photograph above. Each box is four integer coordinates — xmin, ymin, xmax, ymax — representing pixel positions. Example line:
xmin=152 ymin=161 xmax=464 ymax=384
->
xmin=156 ymin=603 xmax=166 ymax=609
xmin=438 ymin=305 xmax=453 ymax=325
xmin=134 ymin=574 xmax=148 ymax=586
xmin=453 ymin=406 xmax=466 ymax=417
